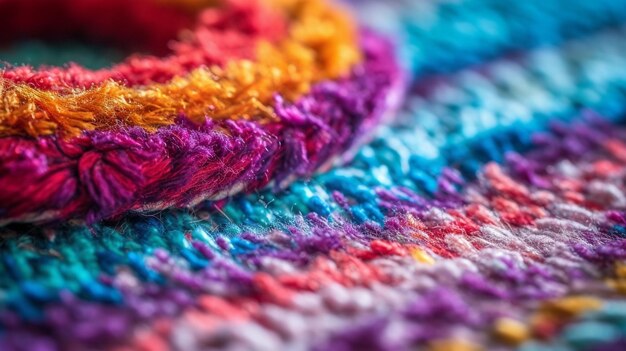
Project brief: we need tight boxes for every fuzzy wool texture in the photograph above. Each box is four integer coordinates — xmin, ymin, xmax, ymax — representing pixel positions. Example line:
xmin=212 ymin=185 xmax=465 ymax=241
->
xmin=0 ymin=0 xmax=362 ymax=139
xmin=0 ymin=31 xmax=402 ymax=225
xmin=3 ymin=0 xmax=626 ymax=351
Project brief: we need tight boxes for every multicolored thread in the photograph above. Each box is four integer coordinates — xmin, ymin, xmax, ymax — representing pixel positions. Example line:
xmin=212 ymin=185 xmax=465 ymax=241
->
xmin=3 ymin=0 xmax=626 ymax=350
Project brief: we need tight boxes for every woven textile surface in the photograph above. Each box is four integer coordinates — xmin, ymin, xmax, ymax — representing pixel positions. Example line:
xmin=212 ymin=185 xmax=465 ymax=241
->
xmin=3 ymin=0 xmax=626 ymax=350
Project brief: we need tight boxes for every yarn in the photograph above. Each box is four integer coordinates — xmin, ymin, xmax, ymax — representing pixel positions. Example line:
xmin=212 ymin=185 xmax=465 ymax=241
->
xmin=3 ymin=0 xmax=626 ymax=350
xmin=0 ymin=0 xmax=362 ymax=138
xmin=0 ymin=0 xmax=402 ymax=225
xmin=3 ymin=117 xmax=626 ymax=350
xmin=352 ymin=0 xmax=626 ymax=77
xmin=205 ymin=27 xmax=626 ymax=228
xmin=0 ymin=31 xmax=401 ymax=224
xmin=0 ymin=0 xmax=283 ymax=88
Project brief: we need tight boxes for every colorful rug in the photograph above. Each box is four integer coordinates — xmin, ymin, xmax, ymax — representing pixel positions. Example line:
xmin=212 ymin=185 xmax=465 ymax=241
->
xmin=2 ymin=0 xmax=626 ymax=350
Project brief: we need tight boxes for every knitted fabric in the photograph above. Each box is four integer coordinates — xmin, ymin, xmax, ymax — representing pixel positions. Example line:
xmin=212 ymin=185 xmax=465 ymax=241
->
xmin=3 ymin=0 xmax=626 ymax=351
